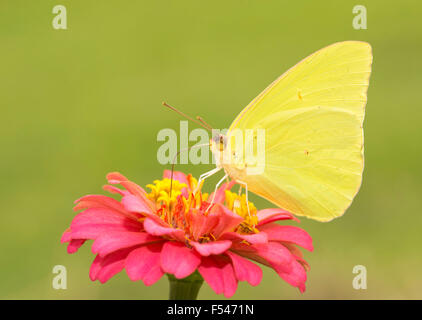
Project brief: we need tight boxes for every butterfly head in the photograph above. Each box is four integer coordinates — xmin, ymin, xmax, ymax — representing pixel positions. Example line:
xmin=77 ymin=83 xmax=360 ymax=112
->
xmin=210 ymin=134 xmax=228 ymax=167
xmin=210 ymin=134 xmax=227 ymax=152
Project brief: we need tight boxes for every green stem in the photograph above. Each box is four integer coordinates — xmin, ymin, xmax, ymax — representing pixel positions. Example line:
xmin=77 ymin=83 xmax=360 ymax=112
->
xmin=167 ymin=272 xmax=204 ymax=300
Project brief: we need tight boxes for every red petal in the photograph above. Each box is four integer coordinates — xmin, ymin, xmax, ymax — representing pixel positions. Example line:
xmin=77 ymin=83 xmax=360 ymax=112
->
xmin=198 ymin=255 xmax=238 ymax=298
xmin=143 ymin=218 xmax=186 ymax=242
xmin=70 ymin=208 xmax=141 ymax=240
xmin=125 ymin=243 xmax=164 ymax=286
xmin=92 ymin=231 xmax=161 ymax=257
xmin=260 ymin=224 xmax=313 ymax=251
xmin=277 ymin=259 xmax=307 ymax=293
xmin=191 ymin=240 xmax=232 ymax=256
xmin=257 ymin=208 xmax=299 ymax=225
xmin=89 ymin=247 xmax=133 ymax=283
xmin=189 ymin=211 xmax=219 ymax=241
xmin=226 ymin=251 xmax=262 ymax=286
xmin=160 ymin=241 xmax=201 ymax=279
xmin=219 ymin=231 xmax=268 ymax=245
xmin=209 ymin=204 xmax=243 ymax=239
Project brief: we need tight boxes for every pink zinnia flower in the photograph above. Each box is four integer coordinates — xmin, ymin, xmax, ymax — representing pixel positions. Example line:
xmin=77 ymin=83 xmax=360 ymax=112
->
xmin=61 ymin=170 xmax=313 ymax=297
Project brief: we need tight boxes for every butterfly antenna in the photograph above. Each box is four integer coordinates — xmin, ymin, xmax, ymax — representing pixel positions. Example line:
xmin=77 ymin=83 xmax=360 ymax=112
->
xmin=169 ymin=143 xmax=211 ymax=200
xmin=196 ymin=116 xmax=213 ymax=130
xmin=162 ymin=102 xmax=212 ymax=132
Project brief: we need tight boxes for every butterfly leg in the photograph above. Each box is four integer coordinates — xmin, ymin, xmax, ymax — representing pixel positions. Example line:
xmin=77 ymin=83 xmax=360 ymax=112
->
xmin=194 ymin=167 xmax=222 ymax=194
xmin=206 ymin=172 xmax=228 ymax=212
xmin=235 ymin=179 xmax=251 ymax=219
xmin=238 ymin=185 xmax=242 ymax=196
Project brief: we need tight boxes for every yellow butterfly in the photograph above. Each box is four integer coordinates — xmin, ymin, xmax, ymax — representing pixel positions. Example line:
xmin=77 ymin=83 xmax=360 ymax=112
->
xmin=168 ymin=41 xmax=372 ymax=222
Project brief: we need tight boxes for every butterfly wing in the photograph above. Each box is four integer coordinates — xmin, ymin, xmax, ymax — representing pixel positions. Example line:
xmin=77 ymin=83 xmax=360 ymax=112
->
xmin=224 ymin=41 xmax=372 ymax=221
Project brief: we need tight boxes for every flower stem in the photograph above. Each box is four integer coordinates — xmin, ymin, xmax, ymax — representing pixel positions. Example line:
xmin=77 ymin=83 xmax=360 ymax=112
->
xmin=167 ymin=272 xmax=204 ymax=300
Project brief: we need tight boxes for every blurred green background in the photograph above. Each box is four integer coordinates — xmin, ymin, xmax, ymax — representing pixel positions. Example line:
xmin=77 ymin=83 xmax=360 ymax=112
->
xmin=1 ymin=0 xmax=421 ymax=299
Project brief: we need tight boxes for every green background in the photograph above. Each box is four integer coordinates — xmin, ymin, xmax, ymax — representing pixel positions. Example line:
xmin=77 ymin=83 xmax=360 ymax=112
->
xmin=1 ymin=0 xmax=421 ymax=299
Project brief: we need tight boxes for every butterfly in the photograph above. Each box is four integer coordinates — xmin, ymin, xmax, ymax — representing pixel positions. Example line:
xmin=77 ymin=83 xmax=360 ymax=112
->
xmin=166 ymin=41 xmax=372 ymax=222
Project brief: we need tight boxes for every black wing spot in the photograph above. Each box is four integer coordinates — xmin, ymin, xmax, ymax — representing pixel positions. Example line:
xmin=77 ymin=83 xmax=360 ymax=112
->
xmin=298 ymin=89 xmax=303 ymax=100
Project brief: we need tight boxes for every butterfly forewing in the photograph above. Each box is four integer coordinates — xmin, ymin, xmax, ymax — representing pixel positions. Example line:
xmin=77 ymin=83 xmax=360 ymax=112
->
xmin=224 ymin=41 xmax=372 ymax=221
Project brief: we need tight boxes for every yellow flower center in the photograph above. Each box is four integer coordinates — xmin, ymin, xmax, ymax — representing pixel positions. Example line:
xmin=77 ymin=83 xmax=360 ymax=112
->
xmin=147 ymin=178 xmax=186 ymax=209
xmin=146 ymin=176 xmax=257 ymax=236
xmin=146 ymin=176 xmax=208 ymax=227
xmin=224 ymin=190 xmax=259 ymax=234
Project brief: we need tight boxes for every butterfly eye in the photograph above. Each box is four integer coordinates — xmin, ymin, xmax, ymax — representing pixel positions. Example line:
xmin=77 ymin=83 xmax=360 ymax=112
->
xmin=212 ymin=135 xmax=220 ymax=144
xmin=219 ymin=135 xmax=228 ymax=151
xmin=212 ymin=135 xmax=226 ymax=151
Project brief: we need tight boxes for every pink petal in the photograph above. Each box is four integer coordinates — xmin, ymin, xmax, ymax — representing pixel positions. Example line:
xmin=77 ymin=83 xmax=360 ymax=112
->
xmin=163 ymin=170 xmax=189 ymax=198
xmin=61 ymin=229 xmax=72 ymax=243
xmin=73 ymin=194 xmax=126 ymax=214
xmin=89 ymin=256 xmax=103 ymax=281
xmin=89 ymin=247 xmax=133 ymax=283
xmin=198 ymin=255 xmax=238 ymax=298
xmin=257 ymin=208 xmax=299 ymax=225
xmin=65 ymin=239 xmax=85 ymax=254
xmin=120 ymin=181 xmax=149 ymax=201
xmin=209 ymin=204 xmax=243 ymax=238
xmin=103 ymin=184 xmax=127 ymax=196
xmin=125 ymin=243 xmax=164 ymax=286
xmin=232 ymin=241 xmax=294 ymax=274
xmin=209 ymin=180 xmax=236 ymax=204
xmin=143 ymin=218 xmax=185 ymax=242
xmin=122 ymin=194 xmax=154 ymax=215
xmin=281 ymin=243 xmax=311 ymax=272
xmin=259 ymin=224 xmax=313 ymax=251
xmin=70 ymin=208 xmax=141 ymax=239
xmin=105 ymin=173 xmax=155 ymax=213
xmin=92 ymin=231 xmax=161 ymax=257
xmin=191 ymin=240 xmax=232 ymax=256
xmin=283 ymin=243 xmax=303 ymax=259
xmin=105 ymin=173 xmax=151 ymax=204
xmin=61 ymin=229 xmax=86 ymax=253
xmin=226 ymin=251 xmax=262 ymax=286
xmin=106 ymin=172 xmax=128 ymax=184
xmin=160 ymin=241 xmax=201 ymax=279
xmin=219 ymin=231 xmax=268 ymax=245
xmin=163 ymin=170 xmax=189 ymax=186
